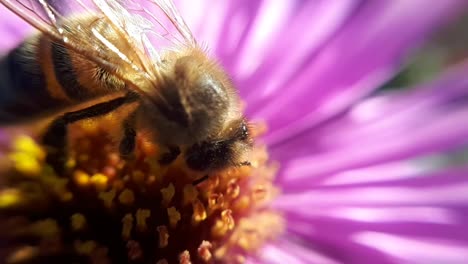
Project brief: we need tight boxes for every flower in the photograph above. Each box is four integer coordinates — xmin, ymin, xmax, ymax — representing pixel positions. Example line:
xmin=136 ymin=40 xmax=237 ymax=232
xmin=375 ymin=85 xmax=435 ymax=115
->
xmin=1 ymin=1 xmax=468 ymax=264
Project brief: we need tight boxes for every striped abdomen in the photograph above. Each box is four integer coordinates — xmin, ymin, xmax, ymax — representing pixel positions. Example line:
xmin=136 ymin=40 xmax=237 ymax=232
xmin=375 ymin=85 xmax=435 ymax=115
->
xmin=0 ymin=35 xmax=125 ymax=124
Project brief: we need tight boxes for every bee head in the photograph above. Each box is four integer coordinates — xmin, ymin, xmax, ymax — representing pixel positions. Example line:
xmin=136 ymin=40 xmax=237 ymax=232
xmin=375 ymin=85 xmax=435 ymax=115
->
xmin=185 ymin=118 xmax=253 ymax=172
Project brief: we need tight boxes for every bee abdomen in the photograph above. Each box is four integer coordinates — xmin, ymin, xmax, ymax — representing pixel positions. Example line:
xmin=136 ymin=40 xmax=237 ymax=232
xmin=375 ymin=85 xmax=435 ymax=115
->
xmin=0 ymin=37 xmax=66 ymax=124
xmin=51 ymin=41 xmax=93 ymax=100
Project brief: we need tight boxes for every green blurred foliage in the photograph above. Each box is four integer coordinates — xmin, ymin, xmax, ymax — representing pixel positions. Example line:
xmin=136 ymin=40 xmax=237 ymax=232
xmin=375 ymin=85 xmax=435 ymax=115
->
xmin=382 ymin=13 xmax=468 ymax=90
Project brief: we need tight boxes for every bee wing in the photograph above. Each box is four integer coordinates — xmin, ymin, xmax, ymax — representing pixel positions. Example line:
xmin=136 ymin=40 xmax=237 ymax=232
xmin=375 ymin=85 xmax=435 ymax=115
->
xmin=1 ymin=0 xmax=197 ymax=95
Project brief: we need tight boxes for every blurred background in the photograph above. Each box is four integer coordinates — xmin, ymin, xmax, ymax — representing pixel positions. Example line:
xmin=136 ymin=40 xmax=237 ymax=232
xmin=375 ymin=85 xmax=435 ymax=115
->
xmin=382 ymin=12 xmax=468 ymax=90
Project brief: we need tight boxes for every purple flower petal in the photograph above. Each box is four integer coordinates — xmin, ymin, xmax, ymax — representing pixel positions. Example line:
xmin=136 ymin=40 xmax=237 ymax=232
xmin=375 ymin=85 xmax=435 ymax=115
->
xmin=246 ymin=1 xmax=466 ymax=145
xmin=258 ymin=240 xmax=342 ymax=264
xmin=272 ymin=60 xmax=468 ymax=187
xmin=0 ymin=6 xmax=33 ymax=53
xmin=273 ymin=165 xmax=468 ymax=263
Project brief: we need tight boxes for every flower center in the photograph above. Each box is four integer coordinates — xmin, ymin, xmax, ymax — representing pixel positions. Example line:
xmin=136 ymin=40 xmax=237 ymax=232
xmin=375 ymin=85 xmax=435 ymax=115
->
xmin=1 ymin=118 xmax=284 ymax=264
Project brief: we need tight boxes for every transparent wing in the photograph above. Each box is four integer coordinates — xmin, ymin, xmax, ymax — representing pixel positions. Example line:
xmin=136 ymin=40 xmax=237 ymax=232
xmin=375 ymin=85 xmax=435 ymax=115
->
xmin=0 ymin=0 xmax=197 ymax=95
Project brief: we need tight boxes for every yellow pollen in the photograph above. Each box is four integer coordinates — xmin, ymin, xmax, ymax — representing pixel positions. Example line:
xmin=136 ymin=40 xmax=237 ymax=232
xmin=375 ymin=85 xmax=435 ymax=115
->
xmin=214 ymin=246 xmax=228 ymax=261
xmin=98 ymin=189 xmax=116 ymax=208
xmin=197 ymin=240 xmax=212 ymax=262
xmin=1 ymin=123 xmax=285 ymax=263
xmin=90 ymin=173 xmax=108 ymax=191
xmin=156 ymin=225 xmax=169 ymax=248
xmin=73 ymin=170 xmax=90 ymax=186
xmin=233 ymin=196 xmax=250 ymax=211
xmin=167 ymin=207 xmax=181 ymax=228
xmin=208 ymin=193 xmax=225 ymax=213
xmin=226 ymin=179 xmax=240 ymax=199
xmin=192 ymin=199 xmax=207 ymax=223
xmin=71 ymin=213 xmax=87 ymax=231
xmin=122 ymin=213 xmax=133 ymax=239
xmin=205 ymin=175 xmax=220 ymax=190
xmin=119 ymin=189 xmax=135 ymax=205
xmin=221 ymin=209 xmax=235 ymax=230
xmin=182 ymin=184 xmax=198 ymax=205
xmin=211 ymin=210 xmax=235 ymax=237
xmin=136 ymin=209 xmax=150 ymax=231
xmin=65 ymin=158 xmax=76 ymax=169
xmin=160 ymin=183 xmax=175 ymax=206
xmin=0 ymin=188 xmax=21 ymax=208
xmin=8 ymin=152 xmax=42 ymax=176
xmin=12 ymin=135 xmax=45 ymax=160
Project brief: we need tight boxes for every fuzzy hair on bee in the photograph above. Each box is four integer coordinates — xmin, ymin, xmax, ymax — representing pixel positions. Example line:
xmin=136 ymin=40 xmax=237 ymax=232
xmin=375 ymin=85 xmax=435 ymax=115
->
xmin=0 ymin=0 xmax=253 ymax=179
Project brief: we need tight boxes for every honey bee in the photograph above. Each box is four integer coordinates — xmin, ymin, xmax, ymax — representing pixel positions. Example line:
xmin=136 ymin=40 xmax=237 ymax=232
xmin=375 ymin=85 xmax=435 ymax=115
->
xmin=0 ymin=0 xmax=252 ymax=181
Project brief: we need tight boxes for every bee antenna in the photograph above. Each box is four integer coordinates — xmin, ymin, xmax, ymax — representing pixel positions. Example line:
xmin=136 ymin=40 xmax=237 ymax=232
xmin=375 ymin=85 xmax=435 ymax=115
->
xmin=192 ymin=175 xmax=209 ymax=186
xmin=238 ymin=161 xmax=251 ymax=167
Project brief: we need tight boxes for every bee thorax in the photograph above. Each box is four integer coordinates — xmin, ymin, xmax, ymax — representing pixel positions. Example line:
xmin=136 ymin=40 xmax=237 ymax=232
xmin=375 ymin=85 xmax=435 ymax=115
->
xmin=144 ymin=55 xmax=233 ymax=145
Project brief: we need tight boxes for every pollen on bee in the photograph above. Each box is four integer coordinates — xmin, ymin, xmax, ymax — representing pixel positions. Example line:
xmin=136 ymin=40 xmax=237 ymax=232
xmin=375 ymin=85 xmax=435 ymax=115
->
xmin=1 ymin=122 xmax=284 ymax=263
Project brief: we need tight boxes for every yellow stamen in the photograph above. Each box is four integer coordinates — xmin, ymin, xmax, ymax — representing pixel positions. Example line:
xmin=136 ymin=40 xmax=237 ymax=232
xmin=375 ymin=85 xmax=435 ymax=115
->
xmin=136 ymin=209 xmax=150 ymax=232
xmin=8 ymin=152 xmax=42 ymax=176
xmin=119 ymin=189 xmax=135 ymax=205
xmin=167 ymin=207 xmax=181 ymax=228
xmin=99 ymin=189 xmax=116 ymax=208
xmin=73 ymin=170 xmax=90 ymax=186
xmin=0 ymin=188 xmax=21 ymax=208
xmin=90 ymin=173 xmax=108 ymax=191
xmin=197 ymin=240 xmax=212 ymax=262
xmin=192 ymin=199 xmax=207 ymax=223
xmin=160 ymin=183 xmax=175 ymax=206
xmin=122 ymin=213 xmax=133 ymax=240
xmin=71 ymin=213 xmax=87 ymax=231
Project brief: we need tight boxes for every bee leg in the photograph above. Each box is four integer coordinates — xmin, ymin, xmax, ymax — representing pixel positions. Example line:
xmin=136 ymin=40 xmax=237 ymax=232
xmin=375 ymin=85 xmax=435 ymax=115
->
xmin=158 ymin=146 xmax=181 ymax=165
xmin=119 ymin=110 xmax=137 ymax=158
xmin=43 ymin=94 xmax=138 ymax=174
xmin=192 ymin=175 xmax=209 ymax=186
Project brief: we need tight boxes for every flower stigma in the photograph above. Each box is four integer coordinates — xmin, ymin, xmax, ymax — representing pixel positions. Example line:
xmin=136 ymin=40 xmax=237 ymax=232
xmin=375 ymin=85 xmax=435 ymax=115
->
xmin=0 ymin=117 xmax=284 ymax=264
